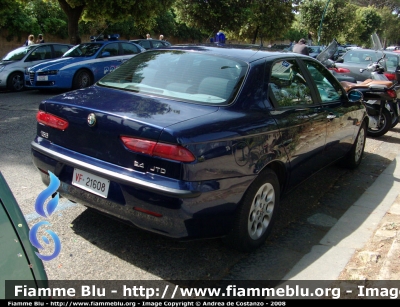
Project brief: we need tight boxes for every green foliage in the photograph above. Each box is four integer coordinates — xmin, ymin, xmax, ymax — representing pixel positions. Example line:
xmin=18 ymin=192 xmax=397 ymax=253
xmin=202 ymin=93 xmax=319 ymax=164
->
xmin=356 ymin=6 xmax=382 ymax=43
xmin=299 ymin=0 xmax=354 ymax=45
xmin=173 ymin=0 xmax=249 ymax=34
xmin=0 ymin=1 xmax=41 ymax=41
xmin=377 ymin=6 xmax=400 ymax=46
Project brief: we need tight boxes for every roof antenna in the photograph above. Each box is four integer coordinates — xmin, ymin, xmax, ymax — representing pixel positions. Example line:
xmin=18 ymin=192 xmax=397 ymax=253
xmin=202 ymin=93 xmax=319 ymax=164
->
xmin=90 ymin=23 xmax=111 ymax=42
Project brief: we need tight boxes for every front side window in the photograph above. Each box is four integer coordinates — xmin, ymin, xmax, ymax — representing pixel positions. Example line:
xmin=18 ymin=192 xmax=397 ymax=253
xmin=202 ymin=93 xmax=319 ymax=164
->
xmin=98 ymin=50 xmax=247 ymax=105
xmin=268 ymin=59 xmax=313 ymax=107
xmin=304 ymin=60 xmax=346 ymax=103
xmin=101 ymin=43 xmax=119 ymax=56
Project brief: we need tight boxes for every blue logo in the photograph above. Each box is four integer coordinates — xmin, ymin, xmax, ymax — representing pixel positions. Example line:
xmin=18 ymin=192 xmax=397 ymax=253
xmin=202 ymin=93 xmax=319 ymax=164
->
xmin=29 ymin=171 xmax=62 ymax=261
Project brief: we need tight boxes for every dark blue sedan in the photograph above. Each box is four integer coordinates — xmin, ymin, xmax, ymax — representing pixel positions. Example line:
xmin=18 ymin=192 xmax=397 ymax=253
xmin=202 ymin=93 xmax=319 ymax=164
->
xmin=31 ymin=45 xmax=368 ymax=252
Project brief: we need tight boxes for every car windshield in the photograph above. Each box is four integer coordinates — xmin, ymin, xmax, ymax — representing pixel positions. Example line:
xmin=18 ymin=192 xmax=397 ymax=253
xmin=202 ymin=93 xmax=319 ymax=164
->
xmin=308 ymin=46 xmax=321 ymax=53
xmin=2 ymin=46 xmax=35 ymax=61
xmin=62 ymin=43 xmax=103 ymax=57
xmin=343 ymin=50 xmax=379 ymax=63
xmin=97 ymin=50 xmax=248 ymax=105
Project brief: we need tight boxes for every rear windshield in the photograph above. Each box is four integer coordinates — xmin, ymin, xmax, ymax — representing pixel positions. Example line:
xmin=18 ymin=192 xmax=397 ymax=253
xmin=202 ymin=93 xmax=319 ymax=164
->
xmin=343 ymin=50 xmax=379 ymax=64
xmin=97 ymin=50 xmax=248 ymax=105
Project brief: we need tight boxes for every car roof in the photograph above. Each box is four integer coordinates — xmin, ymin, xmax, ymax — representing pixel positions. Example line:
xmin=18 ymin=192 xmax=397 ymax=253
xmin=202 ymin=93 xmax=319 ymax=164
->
xmin=159 ymin=44 xmax=305 ymax=62
xmin=29 ymin=43 xmax=74 ymax=47
xmin=344 ymin=48 xmax=399 ymax=56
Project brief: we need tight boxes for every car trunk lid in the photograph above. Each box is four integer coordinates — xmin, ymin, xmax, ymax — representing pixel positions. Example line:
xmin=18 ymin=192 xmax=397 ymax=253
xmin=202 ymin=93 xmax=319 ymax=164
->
xmin=37 ymin=87 xmax=218 ymax=173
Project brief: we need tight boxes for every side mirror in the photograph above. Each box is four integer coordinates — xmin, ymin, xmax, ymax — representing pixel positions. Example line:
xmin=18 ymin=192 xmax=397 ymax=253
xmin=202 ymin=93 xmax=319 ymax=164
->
xmin=348 ymin=89 xmax=363 ymax=103
xmin=101 ymin=51 xmax=111 ymax=57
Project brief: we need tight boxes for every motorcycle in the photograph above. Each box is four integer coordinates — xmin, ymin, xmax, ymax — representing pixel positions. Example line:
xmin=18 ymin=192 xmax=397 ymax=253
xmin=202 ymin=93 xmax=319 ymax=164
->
xmin=340 ymin=78 xmax=397 ymax=137
xmin=359 ymin=54 xmax=400 ymax=132
xmin=363 ymin=33 xmax=400 ymax=130
xmin=318 ymin=37 xmax=400 ymax=137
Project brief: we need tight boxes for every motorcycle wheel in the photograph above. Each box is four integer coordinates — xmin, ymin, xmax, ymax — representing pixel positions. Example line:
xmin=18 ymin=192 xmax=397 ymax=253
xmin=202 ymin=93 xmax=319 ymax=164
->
xmin=367 ymin=107 xmax=392 ymax=137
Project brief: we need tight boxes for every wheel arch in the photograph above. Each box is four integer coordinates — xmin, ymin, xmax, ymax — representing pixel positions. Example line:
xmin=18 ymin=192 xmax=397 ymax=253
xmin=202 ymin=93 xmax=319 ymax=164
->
xmin=6 ymin=70 xmax=25 ymax=91
xmin=71 ymin=68 xmax=94 ymax=89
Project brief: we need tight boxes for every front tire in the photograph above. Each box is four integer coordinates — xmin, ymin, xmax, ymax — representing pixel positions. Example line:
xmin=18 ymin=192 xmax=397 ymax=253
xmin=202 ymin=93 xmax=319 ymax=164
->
xmin=339 ymin=121 xmax=366 ymax=169
xmin=367 ymin=107 xmax=392 ymax=137
xmin=223 ymin=169 xmax=280 ymax=252
xmin=7 ymin=72 xmax=24 ymax=92
xmin=72 ymin=70 xmax=92 ymax=89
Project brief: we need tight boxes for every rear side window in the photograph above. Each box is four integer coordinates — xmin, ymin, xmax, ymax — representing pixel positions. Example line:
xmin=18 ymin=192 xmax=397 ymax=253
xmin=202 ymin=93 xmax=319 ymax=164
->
xmin=385 ymin=55 xmax=399 ymax=72
xmin=98 ymin=50 xmax=247 ymax=105
xmin=121 ymin=43 xmax=141 ymax=55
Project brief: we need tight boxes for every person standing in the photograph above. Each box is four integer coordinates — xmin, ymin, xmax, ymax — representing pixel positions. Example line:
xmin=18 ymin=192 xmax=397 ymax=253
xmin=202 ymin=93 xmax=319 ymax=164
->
xmin=159 ymin=34 xmax=164 ymax=40
xmin=292 ymin=38 xmax=309 ymax=55
xmin=36 ymin=34 xmax=45 ymax=43
xmin=146 ymin=33 xmax=152 ymax=40
xmin=27 ymin=34 xmax=35 ymax=45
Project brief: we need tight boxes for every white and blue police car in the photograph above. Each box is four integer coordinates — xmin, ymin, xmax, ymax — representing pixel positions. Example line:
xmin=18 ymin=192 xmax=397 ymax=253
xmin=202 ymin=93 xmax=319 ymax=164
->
xmin=25 ymin=34 xmax=145 ymax=90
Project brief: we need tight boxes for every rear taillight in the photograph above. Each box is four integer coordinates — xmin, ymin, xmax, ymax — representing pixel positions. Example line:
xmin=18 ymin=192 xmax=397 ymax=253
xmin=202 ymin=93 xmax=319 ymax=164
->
xmin=120 ymin=136 xmax=195 ymax=162
xmin=387 ymin=89 xmax=397 ymax=98
xmin=384 ymin=72 xmax=396 ymax=81
xmin=331 ymin=67 xmax=351 ymax=73
xmin=36 ymin=111 xmax=69 ymax=130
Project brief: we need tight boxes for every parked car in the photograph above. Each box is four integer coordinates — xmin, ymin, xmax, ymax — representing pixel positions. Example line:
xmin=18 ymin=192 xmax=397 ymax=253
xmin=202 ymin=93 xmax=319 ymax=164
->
xmin=334 ymin=48 xmax=400 ymax=82
xmin=0 ymin=43 xmax=73 ymax=92
xmin=331 ymin=45 xmax=347 ymax=61
xmin=31 ymin=44 xmax=367 ymax=252
xmin=0 ymin=171 xmax=48 ymax=299
xmin=285 ymin=44 xmax=323 ymax=58
xmin=129 ymin=39 xmax=172 ymax=50
xmin=25 ymin=39 xmax=145 ymax=91
xmin=385 ymin=46 xmax=400 ymax=51
xmin=307 ymin=45 xmax=324 ymax=58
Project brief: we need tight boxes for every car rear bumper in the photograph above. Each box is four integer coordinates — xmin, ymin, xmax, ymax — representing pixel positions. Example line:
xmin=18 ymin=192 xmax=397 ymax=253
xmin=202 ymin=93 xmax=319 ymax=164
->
xmin=31 ymin=138 xmax=253 ymax=239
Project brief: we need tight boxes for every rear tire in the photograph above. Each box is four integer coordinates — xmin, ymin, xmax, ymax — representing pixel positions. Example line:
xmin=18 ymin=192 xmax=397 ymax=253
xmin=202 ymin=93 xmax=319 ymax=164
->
xmin=7 ymin=72 xmax=24 ymax=92
xmin=367 ymin=107 xmax=392 ymax=137
xmin=72 ymin=70 xmax=92 ymax=89
xmin=223 ymin=169 xmax=280 ymax=252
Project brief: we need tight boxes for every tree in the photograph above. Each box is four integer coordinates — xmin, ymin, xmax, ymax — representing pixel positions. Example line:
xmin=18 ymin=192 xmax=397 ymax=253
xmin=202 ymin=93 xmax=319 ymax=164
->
xmin=377 ymin=6 xmax=400 ymax=46
xmin=56 ymin=0 xmax=175 ymax=44
xmin=340 ymin=6 xmax=382 ymax=46
xmin=0 ymin=0 xmax=41 ymax=41
xmin=299 ymin=0 xmax=354 ymax=45
xmin=174 ymin=0 xmax=295 ymax=44
xmin=174 ymin=0 xmax=250 ymax=39
xmin=237 ymin=0 xmax=295 ymax=44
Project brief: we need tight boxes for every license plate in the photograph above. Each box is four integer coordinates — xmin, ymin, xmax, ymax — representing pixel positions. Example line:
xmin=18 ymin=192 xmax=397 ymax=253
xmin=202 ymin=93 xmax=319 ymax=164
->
xmin=72 ymin=168 xmax=110 ymax=198
xmin=37 ymin=75 xmax=48 ymax=81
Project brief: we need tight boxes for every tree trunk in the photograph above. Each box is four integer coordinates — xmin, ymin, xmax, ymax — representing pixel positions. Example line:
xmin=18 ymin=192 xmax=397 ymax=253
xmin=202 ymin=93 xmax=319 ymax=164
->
xmin=58 ymin=0 xmax=85 ymax=45
xmin=252 ymin=26 xmax=259 ymax=44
